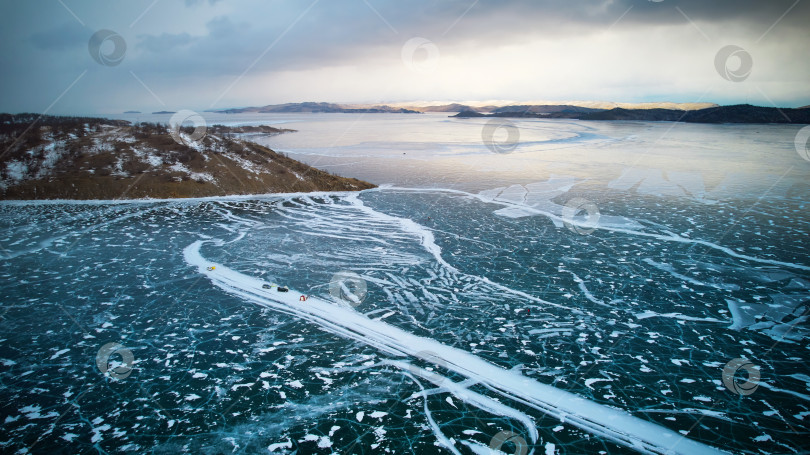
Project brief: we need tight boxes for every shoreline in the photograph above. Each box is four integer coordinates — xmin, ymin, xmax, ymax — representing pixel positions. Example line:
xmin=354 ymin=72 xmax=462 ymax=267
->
xmin=0 ymin=188 xmax=377 ymax=205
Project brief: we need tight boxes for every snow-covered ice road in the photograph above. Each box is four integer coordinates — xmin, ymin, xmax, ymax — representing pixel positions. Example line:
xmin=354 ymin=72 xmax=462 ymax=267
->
xmin=184 ymin=240 xmax=726 ymax=455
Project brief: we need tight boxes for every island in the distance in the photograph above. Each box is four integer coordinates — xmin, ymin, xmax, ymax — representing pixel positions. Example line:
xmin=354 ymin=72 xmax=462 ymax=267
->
xmin=0 ymin=114 xmax=375 ymax=200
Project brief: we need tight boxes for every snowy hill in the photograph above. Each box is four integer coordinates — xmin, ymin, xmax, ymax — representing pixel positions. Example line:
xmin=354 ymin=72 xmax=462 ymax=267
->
xmin=0 ymin=114 xmax=375 ymax=199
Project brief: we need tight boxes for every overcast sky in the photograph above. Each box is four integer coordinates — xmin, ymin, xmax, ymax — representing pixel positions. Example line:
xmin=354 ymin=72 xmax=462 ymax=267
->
xmin=1 ymin=0 xmax=808 ymax=114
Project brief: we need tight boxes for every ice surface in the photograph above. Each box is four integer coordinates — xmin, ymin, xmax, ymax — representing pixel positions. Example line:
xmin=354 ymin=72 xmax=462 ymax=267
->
xmin=1 ymin=116 xmax=808 ymax=453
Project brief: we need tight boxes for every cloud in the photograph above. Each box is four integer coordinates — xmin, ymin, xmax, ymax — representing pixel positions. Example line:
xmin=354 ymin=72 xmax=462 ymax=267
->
xmin=206 ymin=16 xmax=239 ymax=39
xmin=125 ymin=0 xmax=810 ymax=78
xmin=137 ymin=32 xmax=195 ymax=54
xmin=1 ymin=0 xmax=809 ymax=113
xmin=29 ymin=22 xmax=87 ymax=51
xmin=185 ymin=0 xmax=223 ymax=7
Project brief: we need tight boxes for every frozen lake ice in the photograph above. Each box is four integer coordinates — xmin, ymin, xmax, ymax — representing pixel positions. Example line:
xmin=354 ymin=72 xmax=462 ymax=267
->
xmin=1 ymin=113 xmax=809 ymax=454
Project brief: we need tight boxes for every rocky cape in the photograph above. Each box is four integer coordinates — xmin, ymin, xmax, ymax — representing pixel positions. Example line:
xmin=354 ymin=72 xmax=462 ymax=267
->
xmin=0 ymin=114 xmax=375 ymax=200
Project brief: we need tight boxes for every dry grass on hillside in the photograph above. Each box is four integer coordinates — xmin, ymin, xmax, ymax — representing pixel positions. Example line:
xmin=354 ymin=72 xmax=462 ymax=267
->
xmin=0 ymin=114 xmax=375 ymax=200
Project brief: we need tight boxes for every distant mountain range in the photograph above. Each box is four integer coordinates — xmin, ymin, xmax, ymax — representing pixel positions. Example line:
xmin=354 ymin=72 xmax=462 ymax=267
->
xmin=452 ymin=104 xmax=810 ymax=124
xmin=415 ymin=103 xmax=477 ymax=113
xmin=392 ymin=100 xmax=721 ymax=111
xmin=0 ymin=114 xmax=374 ymax=200
xmin=491 ymin=105 xmax=603 ymax=114
xmin=216 ymin=102 xmax=420 ymax=114
xmin=213 ymin=101 xmax=809 ymax=123
xmin=215 ymin=101 xmax=716 ymax=115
